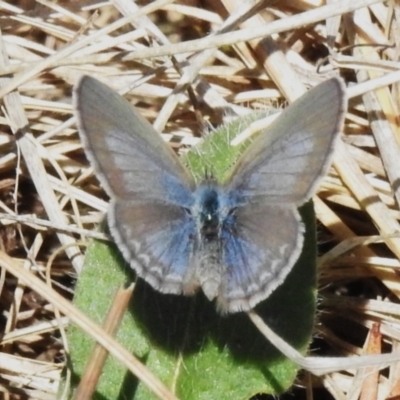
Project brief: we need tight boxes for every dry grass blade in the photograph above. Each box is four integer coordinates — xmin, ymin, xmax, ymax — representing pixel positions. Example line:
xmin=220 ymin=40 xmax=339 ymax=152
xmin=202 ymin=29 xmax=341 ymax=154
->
xmin=73 ymin=285 xmax=134 ymax=400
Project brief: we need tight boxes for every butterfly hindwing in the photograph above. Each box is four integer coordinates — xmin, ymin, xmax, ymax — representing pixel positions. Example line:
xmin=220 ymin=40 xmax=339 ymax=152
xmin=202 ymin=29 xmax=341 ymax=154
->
xmin=110 ymin=200 xmax=197 ymax=294
xmin=217 ymin=203 xmax=304 ymax=313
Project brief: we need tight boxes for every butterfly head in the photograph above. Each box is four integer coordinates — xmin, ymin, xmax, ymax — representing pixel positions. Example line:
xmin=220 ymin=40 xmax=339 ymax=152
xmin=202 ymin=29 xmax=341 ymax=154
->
xmin=193 ymin=180 xmax=237 ymax=242
xmin=197 ymin=184 xmax=220 ymax=240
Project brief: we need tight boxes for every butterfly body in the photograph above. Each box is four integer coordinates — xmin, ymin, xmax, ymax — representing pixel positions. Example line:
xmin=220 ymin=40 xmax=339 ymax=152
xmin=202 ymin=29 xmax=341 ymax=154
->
xmin=190 ymin=180 xmax=236 ymax=301
xmin=74 ymin=75 xmax=347 ymax=313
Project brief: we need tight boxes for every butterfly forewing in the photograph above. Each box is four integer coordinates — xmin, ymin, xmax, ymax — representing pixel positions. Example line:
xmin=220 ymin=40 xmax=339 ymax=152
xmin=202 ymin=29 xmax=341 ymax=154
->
xmin=74 ymin=76 xmax=195 ymax=203
xmin=227 ymin=77 xmax=346 ymax=205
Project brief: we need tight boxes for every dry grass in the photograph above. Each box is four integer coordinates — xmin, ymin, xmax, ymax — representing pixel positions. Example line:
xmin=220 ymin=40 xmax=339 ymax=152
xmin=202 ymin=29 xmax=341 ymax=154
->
xmin=1 ymin=0 xmax=400 ymax=399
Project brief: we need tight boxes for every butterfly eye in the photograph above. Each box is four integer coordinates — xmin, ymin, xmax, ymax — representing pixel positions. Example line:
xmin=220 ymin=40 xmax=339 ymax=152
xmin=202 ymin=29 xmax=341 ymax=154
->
xmin=183 ymin=207 xmax=192 ymax=216
xmin=227 ymin=207 xmax=237 ymax=217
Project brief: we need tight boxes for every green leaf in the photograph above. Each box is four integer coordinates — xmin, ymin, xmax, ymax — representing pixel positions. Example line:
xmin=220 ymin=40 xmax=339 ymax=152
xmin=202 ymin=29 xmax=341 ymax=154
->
xmin=69 ymin=112 xmax=317 ymax=399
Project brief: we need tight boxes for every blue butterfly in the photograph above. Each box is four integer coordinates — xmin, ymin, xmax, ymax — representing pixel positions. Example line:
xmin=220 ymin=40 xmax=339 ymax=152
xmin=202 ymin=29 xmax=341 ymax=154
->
xmin=74 ymin=76 xmax=346 ymax=313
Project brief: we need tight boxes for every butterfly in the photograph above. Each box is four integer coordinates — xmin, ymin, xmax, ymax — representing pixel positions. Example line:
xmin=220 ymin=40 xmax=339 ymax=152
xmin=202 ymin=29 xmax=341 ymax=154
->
xmin=74 ymin=76 xmax=346 ymax=313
